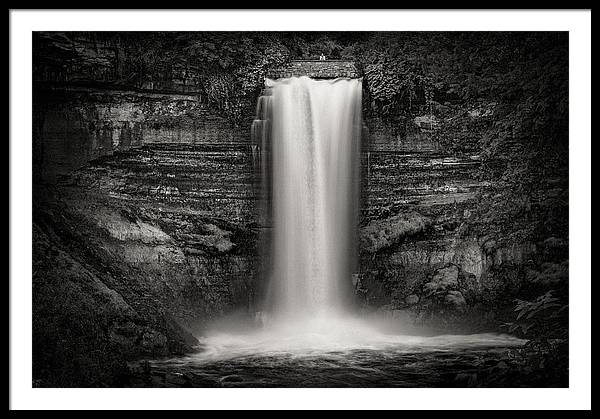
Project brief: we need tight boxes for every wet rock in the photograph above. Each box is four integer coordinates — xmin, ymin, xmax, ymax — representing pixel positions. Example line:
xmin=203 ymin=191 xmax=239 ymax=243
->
xmin=467 ymin=103 xmax=495 ymax=119
xmin=424 ymin=264 xmax=459 ymax=293
xmin=351 ymin=273 xmax=361 ymax=288
xmin=94 ymin=209 xmax=172 ymax=244
xmin=32 ymin=215 xmax=195 ymax=387
xmin=445 ymin=290 xmax=466 ymax=309
xmin=481 ymin=236 xmax=498 ymax=255
xmin=140 ymin=330 xmax=169 ymax=355
xmin=165 ymin=372 xmax=193 ymax=387
xmin=543 ymin=237 xmax=567 ymax=248
xmin=269 ymin=60 xmax=360 ymax=79
xmin=458 ymin=271 xmax=480 ymax=301
xmin=196 ymin=223 xmax=234 ymax=253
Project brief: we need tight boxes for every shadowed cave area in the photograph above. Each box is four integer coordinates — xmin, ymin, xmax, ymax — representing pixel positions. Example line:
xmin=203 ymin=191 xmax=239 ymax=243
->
xmin=32 ymin=32 xmax=568 ymax=387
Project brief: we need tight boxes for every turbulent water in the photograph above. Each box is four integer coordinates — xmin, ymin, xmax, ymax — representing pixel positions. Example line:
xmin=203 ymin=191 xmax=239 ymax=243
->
xmin=141 ymin=324 xmax=526 ymax=387
xmin=138 ymin=76 xmax=527 ymax=388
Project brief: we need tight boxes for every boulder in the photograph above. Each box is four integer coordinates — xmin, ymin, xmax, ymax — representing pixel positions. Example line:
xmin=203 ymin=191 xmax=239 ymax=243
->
xmin=481 ymin=237 xmax=498 ymax=255
xmin=186 ymin=223 xmax=235 ymax=253
xmin=360 ymin=212 xmax=431 ymax=253
xmin=445 ymin=290 xmax=467 ymax=309
xmin=140 ymin=329 xmax=169 ymax=354
xmin=424 ymin=264 xmax=459 ymax=293
xmin=458 ymin=271 xmax=480 ymax=301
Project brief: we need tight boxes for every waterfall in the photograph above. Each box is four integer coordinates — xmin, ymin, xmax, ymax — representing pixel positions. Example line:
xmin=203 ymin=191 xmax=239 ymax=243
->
xmin=253 ymin=76 xmax=362 ymax=323
xmin=195 ymin=76 xmax=525 ymax=356
xmin=195 ymin=75 xmax=525 ymax=359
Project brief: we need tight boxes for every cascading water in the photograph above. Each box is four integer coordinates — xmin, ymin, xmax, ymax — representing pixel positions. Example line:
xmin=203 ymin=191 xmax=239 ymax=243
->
xmin=181 ymin=75 xmax=525 ymax=371
xmin=265 ymin=76 xmax=362 ymax=321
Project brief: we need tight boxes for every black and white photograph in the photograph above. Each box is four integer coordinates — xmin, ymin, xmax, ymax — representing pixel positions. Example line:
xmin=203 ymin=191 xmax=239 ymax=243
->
xmin=9 ymin=9 xmax=591 ymax=411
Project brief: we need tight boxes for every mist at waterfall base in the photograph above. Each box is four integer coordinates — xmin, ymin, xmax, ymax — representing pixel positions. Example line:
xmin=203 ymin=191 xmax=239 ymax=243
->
xmin=148 ymin=77 xmax=525 ymax=387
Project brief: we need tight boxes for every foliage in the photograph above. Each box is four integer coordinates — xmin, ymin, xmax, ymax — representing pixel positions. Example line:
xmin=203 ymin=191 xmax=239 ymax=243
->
xmin=349 ymin=33 xmax=568 ymax=246
xmin=504 ymin=291 xmax=568 ymax=338
xmin=456 ymin=336 xmax=568 ymax=387
xmin=100 ymin=32 xmax=292 ymax=125
xmin=475 ymin=289 xmax=569 ymax=387
xmin=350 ymin=33 xmax=438 ymax=116
xmin=181 ymin=33 xmax=290 ymax=124
xmin=282 ymin=33 xmax=347 ymax=59
xmin=364 ymin=59 xmax=433 ymax=115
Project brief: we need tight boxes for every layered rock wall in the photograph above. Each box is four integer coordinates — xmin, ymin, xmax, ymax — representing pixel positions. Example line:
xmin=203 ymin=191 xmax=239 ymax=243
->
xmin=33 ymin=34 xmax=551 ymax=350
xmin=268 ymin=59 xmax=360 ymax=79
xmin=34 ymin=87 xmax=248 ymax=182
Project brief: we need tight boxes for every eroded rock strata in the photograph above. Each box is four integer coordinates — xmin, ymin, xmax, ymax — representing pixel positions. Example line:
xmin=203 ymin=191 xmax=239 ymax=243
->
xmin=32 ymin=32 xmax=568 ymax=386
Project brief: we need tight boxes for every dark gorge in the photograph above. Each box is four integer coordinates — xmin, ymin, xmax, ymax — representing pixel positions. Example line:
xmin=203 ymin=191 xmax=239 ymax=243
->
xmin=32 ymin=32 xmax=569 ymax=387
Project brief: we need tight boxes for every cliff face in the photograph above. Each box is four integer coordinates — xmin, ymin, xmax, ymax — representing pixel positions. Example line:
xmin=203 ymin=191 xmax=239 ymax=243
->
xmin=357 ymin=111 xmax=553 ymax=330
xmin=33 ymin=197 xmax=200 ymax=386
xmin=32 ymin=33 xmax=261 ymax=385
xmin=33 ymin=88 xmax=249 ymax=182
xmin=32 ymin=33 xmax=568 ymax=385
xmin=33 ymin=139 xmax=260 ymax=385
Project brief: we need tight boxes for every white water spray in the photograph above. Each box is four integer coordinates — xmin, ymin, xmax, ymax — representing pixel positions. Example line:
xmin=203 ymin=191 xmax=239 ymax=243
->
xmin=266 ymin=76 xmax=362 ymax=320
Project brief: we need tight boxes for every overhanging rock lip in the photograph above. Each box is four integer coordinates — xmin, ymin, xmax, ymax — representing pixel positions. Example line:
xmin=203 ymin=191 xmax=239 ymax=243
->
xmin=310 ymin=76 xmax=363 ymax=80
xmin=265 ymin=76 xmax=363 ymax=86
xmin=266 ymin=60 xmax=361 ymax=80
xmin=285 ymin=59 xmax=359 ymax=63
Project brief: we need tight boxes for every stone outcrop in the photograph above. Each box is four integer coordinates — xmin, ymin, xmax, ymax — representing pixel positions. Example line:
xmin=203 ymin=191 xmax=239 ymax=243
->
xmin=424 ymin=265 xmax=460 ymax=293
xmin=33 ymin=195 xmax=200 ymax=386
xmin=33 ymin=87 xmax=247 ymax=182
xmin=33 ymin=140 xmax=259 ymax=386
xmin=360 ymin=212 xmax=431 ymax=253
xmin=267 ymin=60 xmax=360 ymax=79
xmin=56 ymin=142 xmax=259 ymax=324
xmin=34 ymin=32 xmax=204 ymax=93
